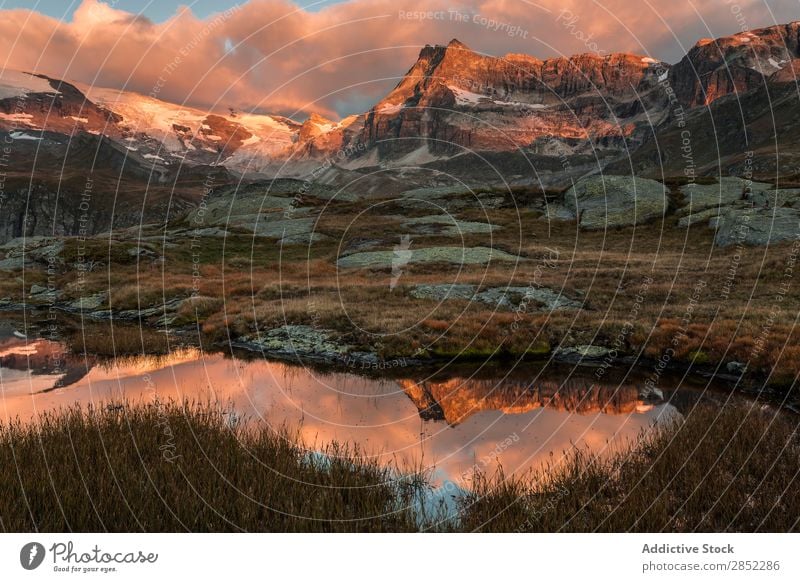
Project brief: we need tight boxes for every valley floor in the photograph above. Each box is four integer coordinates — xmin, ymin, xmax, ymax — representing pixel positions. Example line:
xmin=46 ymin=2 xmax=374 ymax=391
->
xmin=2 ymin=181 xmax=799 ymax=394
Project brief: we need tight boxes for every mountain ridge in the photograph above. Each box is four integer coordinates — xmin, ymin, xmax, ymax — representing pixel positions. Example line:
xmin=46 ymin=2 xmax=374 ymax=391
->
xmin=0 ymin=21 xmax=798 ymax=187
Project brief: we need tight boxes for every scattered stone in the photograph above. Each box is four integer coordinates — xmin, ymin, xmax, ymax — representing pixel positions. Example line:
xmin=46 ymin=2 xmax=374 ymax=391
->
xmin=0 ymin=237 xmax=64 ymax=269
xmin=726 ymin=361 xmax=747 ymax=375
xmin=68 ymin=293 xmax=107 ymax=311
xmin=553 ymin=344 xmax=613 ymax=363
xmin=400 ymin=185 xmax=478 ymax=199
xmin=337 ymin=246 xmax=521 ymax=268
xmin=411 ymin=284 xmax=477 ymax=302
xmin=540 ymin=204 xmax=576 ymax=222
xmin=476 ymin=286 xmax=582 ymax=311
xmin=410 ymin=283 xmax=581 ymax=311
xmin=397 ymin=186 xmax=504 ymax=210
xmin=117 ymin=297 xmax=184 ymax=320
xmin=403 ymin=215 xmax=498 ymax=236
xmin=188 ymin=227 xmax=230 ymax=238
xmin=279 ymin=232 xmax=330 ymax=245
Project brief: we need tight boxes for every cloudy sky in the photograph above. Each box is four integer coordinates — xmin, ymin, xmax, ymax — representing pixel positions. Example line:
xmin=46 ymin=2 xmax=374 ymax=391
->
xmin=0 ymin=0 xmax=797 ymax=119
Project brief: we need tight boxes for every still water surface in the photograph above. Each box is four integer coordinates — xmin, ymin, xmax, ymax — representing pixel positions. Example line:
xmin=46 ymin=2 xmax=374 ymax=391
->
xmin=1 ymin=327 xmax=678 ymax=488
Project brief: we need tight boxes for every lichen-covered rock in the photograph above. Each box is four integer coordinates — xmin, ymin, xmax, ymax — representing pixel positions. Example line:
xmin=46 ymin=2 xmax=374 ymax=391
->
xmin=241 ymin=325 xmax=351 ymax=360
xmin=68 ymin=293 xmax=107 ymax=311
xmin=677 ymin=178 xmax=770 ymax=216
xmin=411 ymin=284 xmax=477 ymax=301
xmin=677 ymin=207 xmax=721 ymax=228
xmin=714 ymin=206 xmax=800 ymax=246
xmin=403 ymin=215 xmax=498 ymax=236
xmin=410 ymin=283 xmax=581 ymax=311
xmin=337 ymin=246 xmax=520 ymax=268
xmin=560 ymin=175 xmax=668 ymax=229
xmin=554 ymin=344 xmax=613 ymax=362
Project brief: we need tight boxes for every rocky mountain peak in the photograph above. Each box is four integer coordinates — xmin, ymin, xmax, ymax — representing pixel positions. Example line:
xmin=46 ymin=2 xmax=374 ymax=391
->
xmin=446 ymin=38 xmax=469 ymax=50
xmin=670 ymin=21 xmax=800 ymax=106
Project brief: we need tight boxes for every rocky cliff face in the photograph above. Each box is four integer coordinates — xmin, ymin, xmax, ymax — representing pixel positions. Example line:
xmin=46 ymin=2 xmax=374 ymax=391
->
xmin=670 ymin=22 xmax=800 ymax=108
xmin=333 ymin=39 xmax=670 ymax=159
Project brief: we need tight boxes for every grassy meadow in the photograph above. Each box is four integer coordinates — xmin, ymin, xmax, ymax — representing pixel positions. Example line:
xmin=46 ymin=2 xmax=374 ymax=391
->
xmin=0 ymin=401 xmax=797 ymax=532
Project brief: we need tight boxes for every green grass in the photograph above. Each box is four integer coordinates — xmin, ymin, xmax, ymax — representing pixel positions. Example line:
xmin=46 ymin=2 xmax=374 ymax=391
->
xmin=0 ymin=401 xmax=797 ymax=532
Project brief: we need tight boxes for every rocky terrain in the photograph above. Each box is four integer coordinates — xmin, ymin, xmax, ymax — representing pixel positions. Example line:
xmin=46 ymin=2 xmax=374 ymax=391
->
xmin=1 ymin=22 xmax=799 ymax=394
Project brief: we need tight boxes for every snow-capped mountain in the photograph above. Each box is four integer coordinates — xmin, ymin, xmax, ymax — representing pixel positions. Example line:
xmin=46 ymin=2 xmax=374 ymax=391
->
xmin=0 ymin=20 xmax=798 ymax=182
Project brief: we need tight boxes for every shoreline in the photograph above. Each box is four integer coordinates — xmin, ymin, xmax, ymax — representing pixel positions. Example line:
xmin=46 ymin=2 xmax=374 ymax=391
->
xmin=1 ymin=301 xmax=796 ymax=412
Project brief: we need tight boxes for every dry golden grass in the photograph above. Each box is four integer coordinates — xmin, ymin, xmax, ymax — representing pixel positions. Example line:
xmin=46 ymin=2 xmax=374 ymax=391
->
xmin=457 ymin=402 xmax=800 ymax=532
xmin=3 ymin=203 xmax=798 ymax=385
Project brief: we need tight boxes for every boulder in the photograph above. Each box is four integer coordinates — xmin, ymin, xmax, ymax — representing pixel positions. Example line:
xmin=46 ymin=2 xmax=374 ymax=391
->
xmin=403 ymin=215 xmax=498 ymax=236
xmin=411 ymin=284 xmax=477 ymax=301
xmin=714 ymin=206 xmax=800 ymax=246
xmin=68 ymin=293 xmax=107 ymax=311
xmin=554 ymin=344 xmax=613 ymax=363
xmin=677 ymin=207 xmax=721 ymax=228
xmin=410 ymin=284 xmax=581 ymax=311
xmin=561 ymin=175 xmax=668 ymax=229
xmin=337 ymin=246 xmax=521 ymax=268
xmin=677 ymin=178 xmax=770 ymax=216
xmin=242 ymin=325 xmax=351 ymax=360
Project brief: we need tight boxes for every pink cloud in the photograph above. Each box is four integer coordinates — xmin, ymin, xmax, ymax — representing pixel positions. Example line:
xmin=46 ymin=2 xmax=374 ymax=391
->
xmin=0 ymin=0 xmax=796 ymax=119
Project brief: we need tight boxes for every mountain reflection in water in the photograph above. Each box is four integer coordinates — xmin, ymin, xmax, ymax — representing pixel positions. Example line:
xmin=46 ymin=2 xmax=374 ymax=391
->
xmin=0 ymin=336 xmax=675 ymax=485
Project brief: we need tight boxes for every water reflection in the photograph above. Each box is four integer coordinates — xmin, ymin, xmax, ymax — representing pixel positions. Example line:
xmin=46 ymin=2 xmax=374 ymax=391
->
xmin=0 ymin=333 xmax=675 ymax=486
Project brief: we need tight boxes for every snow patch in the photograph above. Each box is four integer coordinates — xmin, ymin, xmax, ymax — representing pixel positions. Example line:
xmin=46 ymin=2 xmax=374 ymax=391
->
xmin=376 ymin=103 xmax=403 ymax=115
xmin=767 ymin=57 xmax=788 ymax=69
xmin=240 ymin=134 xmax=260 ymax=147
xmin=0 ymin=70 xmax=60 ymax=100
xmin=641 ymin=57 xmax=658 ymax=64
xmin=502 ymin=100 xmax=547 ymax=109
xmin=8 ymin=131 xmax=41 ymax=141
xmin=313 ymin=121 xmax=336 ymax=133
xmin=143 ymin=154 xmax=165 ymax=161
xmin=448 ymin=85 xmax=489 ymax=105
xmin=69 ymin=116 xmax=89 ymax=123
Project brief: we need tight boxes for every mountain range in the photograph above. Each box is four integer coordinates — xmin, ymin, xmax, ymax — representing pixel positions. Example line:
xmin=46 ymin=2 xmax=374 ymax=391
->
xmin=1 ymin=21 xmax=798 ymax=239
